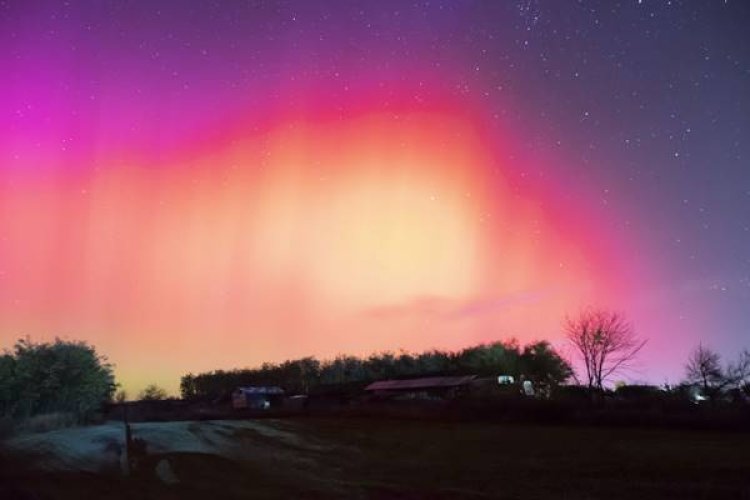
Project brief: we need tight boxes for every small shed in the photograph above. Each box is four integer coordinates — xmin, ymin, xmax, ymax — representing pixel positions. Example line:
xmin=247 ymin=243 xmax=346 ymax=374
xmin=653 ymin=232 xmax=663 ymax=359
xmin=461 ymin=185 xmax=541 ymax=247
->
xmin=232 ymin=386 xmax=285 ymax=410
xmin=364 ymin=375 xmax=477 ymax=400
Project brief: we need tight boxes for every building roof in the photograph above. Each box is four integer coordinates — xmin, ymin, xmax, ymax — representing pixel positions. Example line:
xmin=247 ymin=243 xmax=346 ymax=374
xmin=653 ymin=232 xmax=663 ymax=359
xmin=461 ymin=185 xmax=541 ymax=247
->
xmin=234 ymin=386 xmax=284 ymax=395
xmin=364 ymin=375 xmax=477 ymax=391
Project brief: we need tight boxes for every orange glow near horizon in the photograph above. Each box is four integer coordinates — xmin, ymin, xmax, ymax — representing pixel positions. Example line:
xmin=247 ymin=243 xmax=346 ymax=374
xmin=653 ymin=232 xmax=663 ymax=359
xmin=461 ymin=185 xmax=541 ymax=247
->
xmin=0 ymin=108 xmax=613 ymax=396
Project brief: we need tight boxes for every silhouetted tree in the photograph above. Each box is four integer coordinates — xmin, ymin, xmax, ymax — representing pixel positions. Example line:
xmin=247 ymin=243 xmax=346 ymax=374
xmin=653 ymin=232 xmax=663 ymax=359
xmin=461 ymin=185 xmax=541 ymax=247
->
xmin=414 ymin=350 xmax=451 ymax=375
xmin=685 ymin=345 xmax=750 ymax=400
xmin=0 ymin=354 xmax=17 ymax=416
xmin=726 ymin=349 xmax=750 ymax=391
xmin=289 ymin=357 xmax=320 ymax=393
xmin=519 ymin=341 xmax=573 ymax=391
xmin=685 ymin=344 xmax=724 ymax=397
xmin=114 ymin=390 xmax=128 ymax=403
xmin=565 ymin=308 xmax=646 ymax=390
xmin=180 ymin=374 xmax=197 ymax=399
xmin=321 ymin=355 xmax=366 ymax=384
xmin=455 ymin=341 xmax=520 ymax=376
xmin=0 ymin=337 xmax=115 ymax=419
xmin=138 ymin=384 xmax=168 ymax=401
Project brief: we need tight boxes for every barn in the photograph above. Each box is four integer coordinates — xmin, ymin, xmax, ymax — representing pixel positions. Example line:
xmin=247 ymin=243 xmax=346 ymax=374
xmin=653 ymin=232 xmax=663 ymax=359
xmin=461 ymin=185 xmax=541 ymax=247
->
xmin=364 ymin=375 xmax=477 ymax=400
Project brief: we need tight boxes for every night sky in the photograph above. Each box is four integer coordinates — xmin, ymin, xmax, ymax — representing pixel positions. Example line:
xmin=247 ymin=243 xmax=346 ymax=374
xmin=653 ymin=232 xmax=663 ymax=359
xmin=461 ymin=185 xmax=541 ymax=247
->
xmin=1 ymin=0 xmax=748 ymax=394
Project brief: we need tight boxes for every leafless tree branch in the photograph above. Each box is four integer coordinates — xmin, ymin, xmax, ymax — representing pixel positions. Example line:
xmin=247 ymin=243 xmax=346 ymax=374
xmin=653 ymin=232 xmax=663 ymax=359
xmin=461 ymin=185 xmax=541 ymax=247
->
xmin=565 ymin=308 xmax=645 ymax=390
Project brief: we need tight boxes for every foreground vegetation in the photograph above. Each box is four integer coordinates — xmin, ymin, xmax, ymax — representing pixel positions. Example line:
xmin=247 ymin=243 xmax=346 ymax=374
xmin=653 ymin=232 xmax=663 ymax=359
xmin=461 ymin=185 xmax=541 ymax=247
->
xmin=2 ymin=417 xmax=749 ymax=499
xmin=0 ymin=338 xmax=115 ymax=431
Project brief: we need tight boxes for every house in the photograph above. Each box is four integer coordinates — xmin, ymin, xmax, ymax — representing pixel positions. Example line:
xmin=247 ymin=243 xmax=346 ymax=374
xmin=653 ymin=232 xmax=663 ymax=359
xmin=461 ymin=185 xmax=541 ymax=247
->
xmin=231 ymin=386 xmax=284 ymax=410
xmin=364 ymin=375 xmax=477 ymax=400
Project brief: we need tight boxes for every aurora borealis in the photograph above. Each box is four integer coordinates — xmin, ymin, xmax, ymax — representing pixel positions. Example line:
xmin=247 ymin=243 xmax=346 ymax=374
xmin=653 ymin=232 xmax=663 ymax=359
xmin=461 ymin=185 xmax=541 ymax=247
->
xmin=1 ymin=1 xmax=748 ymax=395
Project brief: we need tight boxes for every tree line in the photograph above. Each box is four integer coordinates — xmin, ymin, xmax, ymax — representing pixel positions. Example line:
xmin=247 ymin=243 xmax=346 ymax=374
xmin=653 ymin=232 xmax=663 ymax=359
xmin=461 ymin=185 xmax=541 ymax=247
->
xmin=180 ymin=340 xmax=572 ymax=399
xmin=1 ymin=307 xmax=745 ymax=425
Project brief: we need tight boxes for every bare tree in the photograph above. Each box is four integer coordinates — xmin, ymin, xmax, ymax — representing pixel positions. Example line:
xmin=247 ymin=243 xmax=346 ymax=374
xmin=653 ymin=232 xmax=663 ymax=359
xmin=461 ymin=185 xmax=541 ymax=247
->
xmin=685 ymin=346 xmax=750 ymax=402
xmin=726 ymin=349 xmax=750 ymax=391
xmin=565 ymin=308 xmax=646 ymax=390
xmin=685 ymin=344 xmax=724 ymax=395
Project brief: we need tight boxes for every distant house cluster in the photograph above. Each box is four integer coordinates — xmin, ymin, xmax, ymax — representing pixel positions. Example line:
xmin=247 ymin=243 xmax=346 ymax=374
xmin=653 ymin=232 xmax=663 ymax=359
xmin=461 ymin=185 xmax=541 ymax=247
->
xmin=227 ymin=374 xmax=534 ymax=411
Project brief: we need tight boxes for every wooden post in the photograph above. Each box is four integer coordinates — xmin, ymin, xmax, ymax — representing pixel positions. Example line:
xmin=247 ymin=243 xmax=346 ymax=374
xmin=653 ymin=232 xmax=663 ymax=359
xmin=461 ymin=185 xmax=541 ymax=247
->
xmin=122 ymin=402 xmax=131 ymax=476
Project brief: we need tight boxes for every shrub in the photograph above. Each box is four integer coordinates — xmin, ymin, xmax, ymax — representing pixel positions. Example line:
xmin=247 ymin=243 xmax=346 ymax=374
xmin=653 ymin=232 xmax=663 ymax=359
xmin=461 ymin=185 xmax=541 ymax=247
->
xmin=0 ymin=338 xmax=116 ymax=421
xmin=615 ymin=384 xmax=663 ymax=399
xmin=138 ymin=384 xmax=168 ymax=401
xmin=555 ymin=385 xmax=592 ymax=402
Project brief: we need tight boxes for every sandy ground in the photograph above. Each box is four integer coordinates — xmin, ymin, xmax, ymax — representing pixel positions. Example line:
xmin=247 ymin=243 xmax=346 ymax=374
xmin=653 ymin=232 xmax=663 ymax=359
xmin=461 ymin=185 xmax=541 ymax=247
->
xmin=4 ymin=419 xmax=333 ymax=474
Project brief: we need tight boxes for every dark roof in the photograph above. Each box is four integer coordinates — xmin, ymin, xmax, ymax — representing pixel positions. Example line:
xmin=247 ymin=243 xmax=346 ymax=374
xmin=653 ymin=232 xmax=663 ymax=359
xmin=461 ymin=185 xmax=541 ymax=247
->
xmin=234 ymin=386 xmax=284 ymax=395
xmin=364 ymin=375 xmax=477 ymax=391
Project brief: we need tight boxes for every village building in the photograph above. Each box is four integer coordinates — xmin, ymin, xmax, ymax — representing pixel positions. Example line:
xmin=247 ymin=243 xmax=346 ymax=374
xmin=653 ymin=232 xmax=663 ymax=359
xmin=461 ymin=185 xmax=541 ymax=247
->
xmin=231 ymin=386 xmax=284 ymax=410
xmin=364 ymin=375 xmax=478 ymax=400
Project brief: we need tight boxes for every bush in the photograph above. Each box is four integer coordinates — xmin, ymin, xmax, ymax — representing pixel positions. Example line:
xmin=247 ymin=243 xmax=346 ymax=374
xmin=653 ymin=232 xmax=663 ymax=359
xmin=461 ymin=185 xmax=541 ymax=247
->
xmin=0 ymin=338 xmax=116 ymax=421
xmin=555 ymin=385 xmax=592 ymax=402
xmin=139 ymin=384 xmax=168 ymax=401
xmin=615 ymin=384 xmax=663 ymax=400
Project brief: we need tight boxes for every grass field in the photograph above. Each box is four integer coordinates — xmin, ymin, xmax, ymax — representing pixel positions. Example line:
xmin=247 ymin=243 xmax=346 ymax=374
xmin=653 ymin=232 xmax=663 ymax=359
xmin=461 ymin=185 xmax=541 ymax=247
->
xmin=2 ymin=417 xmax=749 ymax=499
